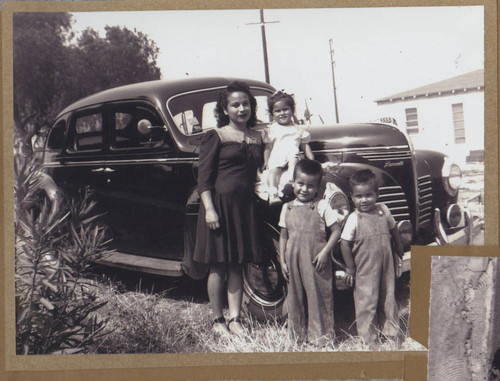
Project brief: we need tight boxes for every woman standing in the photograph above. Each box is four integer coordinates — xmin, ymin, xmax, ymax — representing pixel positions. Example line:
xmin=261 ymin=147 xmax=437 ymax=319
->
xmin=193 ymin=81 xmax=266 ymax=335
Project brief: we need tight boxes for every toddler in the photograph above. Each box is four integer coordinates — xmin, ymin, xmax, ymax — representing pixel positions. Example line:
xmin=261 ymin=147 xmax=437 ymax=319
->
xmin=264 ymin=91 xmax=314 ymax=204
xmin=279 ymin=159 xmax=345 ymax=344
xmin=340 ymin=169 xmax=403 ymax=346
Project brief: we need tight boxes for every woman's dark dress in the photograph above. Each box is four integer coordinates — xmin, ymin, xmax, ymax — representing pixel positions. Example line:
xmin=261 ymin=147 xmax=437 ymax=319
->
xmin=193 ymin=128 xmax=265 ymax=264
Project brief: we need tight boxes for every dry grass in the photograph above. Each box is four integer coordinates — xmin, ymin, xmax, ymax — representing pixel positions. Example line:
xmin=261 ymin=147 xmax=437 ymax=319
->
xmin=88 ymin=275 xmax=424 ymax=354
xmin=91 ymin=285 xmax=211 ymax=353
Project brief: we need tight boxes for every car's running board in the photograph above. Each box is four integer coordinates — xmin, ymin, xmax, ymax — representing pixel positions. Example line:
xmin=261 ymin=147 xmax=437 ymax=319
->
xmin=98 ymin=251 xmax=184 ymax=277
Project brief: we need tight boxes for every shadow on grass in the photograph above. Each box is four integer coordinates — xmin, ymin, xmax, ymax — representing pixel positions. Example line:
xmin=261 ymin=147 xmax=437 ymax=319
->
xmin=90 ymin=264 xmax=208 ymax=304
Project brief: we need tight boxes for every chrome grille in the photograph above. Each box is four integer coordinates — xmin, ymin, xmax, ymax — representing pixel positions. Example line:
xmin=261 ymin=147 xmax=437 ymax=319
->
xmin=418 ymin=174 xmax=433 ymax=226
xmin=377 ymin=185 xmax=410 ymax=221
xmin=354 ymin=148 xmax=412 ymax=162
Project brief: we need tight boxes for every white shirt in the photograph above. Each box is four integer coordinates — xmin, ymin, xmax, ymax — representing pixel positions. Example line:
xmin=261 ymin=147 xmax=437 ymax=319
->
xmin=340 ymin=203 xmax=396 ymax=241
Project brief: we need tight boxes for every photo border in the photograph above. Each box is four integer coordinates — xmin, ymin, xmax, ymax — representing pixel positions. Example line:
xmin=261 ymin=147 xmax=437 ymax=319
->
xmin=1 ymin=1 xmax=498 ymax=380
xmin=410 ymin=245 xmax=500 ymax=380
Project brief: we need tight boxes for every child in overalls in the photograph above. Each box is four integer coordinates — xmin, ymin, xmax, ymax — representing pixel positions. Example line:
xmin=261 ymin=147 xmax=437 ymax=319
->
xmin=340 ymin=169 xmax=403 ymax=346
xmin=278 ymin=159 xmax=346 ymax=344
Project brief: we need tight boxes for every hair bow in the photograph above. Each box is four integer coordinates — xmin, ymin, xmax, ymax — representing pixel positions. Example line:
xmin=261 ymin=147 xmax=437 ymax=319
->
xmin=272 ymin=89 xmax=294 ymax=97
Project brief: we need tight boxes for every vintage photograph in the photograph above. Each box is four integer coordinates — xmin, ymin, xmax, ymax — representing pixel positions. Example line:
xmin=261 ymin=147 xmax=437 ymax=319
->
xmin=428 ymin=256 xmax=500 ymax=380
xmin=9 ymin=4 xmax=484 ymax=357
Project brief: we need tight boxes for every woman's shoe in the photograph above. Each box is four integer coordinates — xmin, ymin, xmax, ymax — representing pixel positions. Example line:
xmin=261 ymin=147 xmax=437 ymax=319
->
xmin=212 ymin=316 xmax=229 ymax=335
xmin=227 ymin=316 xmax=246 ymax=337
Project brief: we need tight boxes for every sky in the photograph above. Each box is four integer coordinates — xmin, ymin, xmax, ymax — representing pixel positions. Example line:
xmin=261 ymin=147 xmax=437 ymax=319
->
xmin=70 ymin=6 xmax=484 ymax=125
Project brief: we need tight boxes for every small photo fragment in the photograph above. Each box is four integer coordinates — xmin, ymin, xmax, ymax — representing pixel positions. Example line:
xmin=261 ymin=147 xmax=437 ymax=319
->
xmin=428 ymin=256 xmax=500 ymax=380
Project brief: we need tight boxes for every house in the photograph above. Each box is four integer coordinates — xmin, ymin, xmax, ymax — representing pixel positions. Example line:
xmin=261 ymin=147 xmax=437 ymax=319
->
xmin=375 ymin=69 xmax=484 ymax=162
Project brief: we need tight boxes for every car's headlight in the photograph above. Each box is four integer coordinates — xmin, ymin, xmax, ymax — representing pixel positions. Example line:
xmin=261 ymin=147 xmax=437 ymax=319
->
xmin=442 ymin=157 xmax=462 ymax=196
xmin=443 ymin=204 xmax=462 ymax=227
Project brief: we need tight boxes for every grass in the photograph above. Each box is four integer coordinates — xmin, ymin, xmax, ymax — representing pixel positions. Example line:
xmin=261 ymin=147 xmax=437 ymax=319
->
xmin=91 ymin=284 xmax=210 ymax=353
xmin=88 ymin=273 xmax=424 ymax=354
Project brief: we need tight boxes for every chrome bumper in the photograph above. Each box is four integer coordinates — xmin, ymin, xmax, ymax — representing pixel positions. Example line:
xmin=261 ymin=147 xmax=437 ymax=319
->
xmin=433 ymin=195 xmax=483 ymax=246
xmin=399 ymin=196 xmax=484 ymax=275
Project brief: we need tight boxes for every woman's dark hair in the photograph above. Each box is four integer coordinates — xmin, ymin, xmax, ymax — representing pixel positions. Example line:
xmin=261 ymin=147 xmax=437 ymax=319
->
xmin=214 ymin=81 xmax=257 ymax=128
xmin=349 ymin=169 xmax=379 ymax=194
xmin=293 ymin=159 xmax=323 ymax=185
xmin=267 ymin=90 xmax=296 ymax=114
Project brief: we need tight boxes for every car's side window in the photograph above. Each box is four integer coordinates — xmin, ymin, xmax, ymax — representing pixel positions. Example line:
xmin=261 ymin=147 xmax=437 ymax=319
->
xmin=167 ymin=90 xmax=272 ymax=136
xmin=47 ymin=120 xmax=66 ymax=150
xmin=167 ymin=90 xmax=220 ymax=136
xmin=173 ymin=109 xmax=205 ymax=135
xmin=68 ymin=111 xmax=104 ymax=152
xmin=110 ymin=103 xmax=167 ymax=150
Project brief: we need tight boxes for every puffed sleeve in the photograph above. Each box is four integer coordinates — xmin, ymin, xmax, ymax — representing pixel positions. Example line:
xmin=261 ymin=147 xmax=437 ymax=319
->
xmin=267 ymin=122 xmax=278 ymax=141
xmin=261 ymin=126 xmax=272 ymax=144
xmin=197 ymin=129 xmax=220 ymax=193
xmin=300 ymin=129 xmax=311 ymax=143
xmin=380 ymin=203 xmax=396 ymax=230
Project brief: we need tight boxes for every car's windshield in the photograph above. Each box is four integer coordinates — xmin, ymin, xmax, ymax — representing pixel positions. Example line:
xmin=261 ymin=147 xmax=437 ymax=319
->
xmin=167 ymin=87 xmax=273 ymax=135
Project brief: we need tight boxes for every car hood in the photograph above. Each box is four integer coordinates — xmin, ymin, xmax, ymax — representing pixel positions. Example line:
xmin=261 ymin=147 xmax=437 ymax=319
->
xmin=307 ymin=123 xmax=410 ymax=151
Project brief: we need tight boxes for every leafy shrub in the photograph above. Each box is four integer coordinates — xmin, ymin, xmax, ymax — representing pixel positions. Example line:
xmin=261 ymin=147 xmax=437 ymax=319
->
xmin=15 ymin=155 xmax=109 ymax=354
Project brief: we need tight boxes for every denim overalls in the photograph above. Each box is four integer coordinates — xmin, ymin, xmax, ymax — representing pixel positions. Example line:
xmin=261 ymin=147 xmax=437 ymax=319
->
xmin=284 ymin=201 xmax=334 ymax=344
xmin=351 ymin=204 xmax=398 ymax=343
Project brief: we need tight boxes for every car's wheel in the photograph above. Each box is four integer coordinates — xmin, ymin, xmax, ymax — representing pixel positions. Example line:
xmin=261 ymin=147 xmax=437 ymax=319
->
xmin=242 ymin=224 xmax=287 ymax=321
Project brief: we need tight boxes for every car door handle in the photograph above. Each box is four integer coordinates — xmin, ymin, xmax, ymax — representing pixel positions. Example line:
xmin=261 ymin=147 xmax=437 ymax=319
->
xmin=103 ymin=167 xmax=115 ymax=173
xmin=91 ymin=168 xmax=105 ymax=172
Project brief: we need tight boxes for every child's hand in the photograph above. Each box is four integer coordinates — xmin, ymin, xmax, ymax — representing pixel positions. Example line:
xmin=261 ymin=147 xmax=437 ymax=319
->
xmin=280 ymin=259 xmax=289 ymax=281
xmin=345 ymin=267 xmax=355 ymax=287
xmin=312 ymin=250 xmax=330 ymax=273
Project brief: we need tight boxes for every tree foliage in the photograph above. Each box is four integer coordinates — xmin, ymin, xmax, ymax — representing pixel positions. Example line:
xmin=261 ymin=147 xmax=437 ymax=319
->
xmin=13 ymin=13 xmax=162 ymax=152
xmin=13 ymin=13 xmax=74 ymax=137
xmin=73 ymin=26 xmax=161 ymax=97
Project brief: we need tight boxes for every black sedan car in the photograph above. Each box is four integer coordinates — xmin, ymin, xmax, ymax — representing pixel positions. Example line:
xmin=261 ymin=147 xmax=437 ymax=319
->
xmin=40 ymin=77 xmax=481 ymax=319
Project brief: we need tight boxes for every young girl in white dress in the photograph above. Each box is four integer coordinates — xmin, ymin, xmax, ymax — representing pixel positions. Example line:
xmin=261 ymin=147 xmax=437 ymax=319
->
xmin=263 ymin=91 xmax=314 ymax=204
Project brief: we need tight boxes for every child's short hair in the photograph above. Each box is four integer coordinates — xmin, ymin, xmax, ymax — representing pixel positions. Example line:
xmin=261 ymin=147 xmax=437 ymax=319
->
xmin=293 ymin=159 xmax=323 ymax=184
xmin=267 ymin=90 xmax=296 ymax=114
xmin=214 ymin=81 xmax=257 ymax=128
xmin=349 ymin=169 xmax=379 ymax=193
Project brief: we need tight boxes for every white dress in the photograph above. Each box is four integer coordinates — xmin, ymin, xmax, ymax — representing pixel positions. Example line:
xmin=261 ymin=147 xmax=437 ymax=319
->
xmin=267 ymin=122 xmax=311 ymax=170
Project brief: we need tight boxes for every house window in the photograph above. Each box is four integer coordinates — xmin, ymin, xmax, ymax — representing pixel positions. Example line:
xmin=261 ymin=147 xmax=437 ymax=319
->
xmin=405 ymin=107 xmax=419 ymax=135
xmin=452 ymin=103 xmax=466 ymax=144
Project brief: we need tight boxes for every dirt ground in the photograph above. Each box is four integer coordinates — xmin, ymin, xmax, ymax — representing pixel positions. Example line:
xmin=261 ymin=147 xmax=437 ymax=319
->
xmin=428 ymin=256 xmax=499 ymax=381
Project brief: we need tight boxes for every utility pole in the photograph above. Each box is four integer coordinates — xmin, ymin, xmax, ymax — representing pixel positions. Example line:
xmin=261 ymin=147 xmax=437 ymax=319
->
xmin=246 ymin=10 xmax=279 ymax=84
xmin=329 ymin=38 xmax=340 ymax=123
